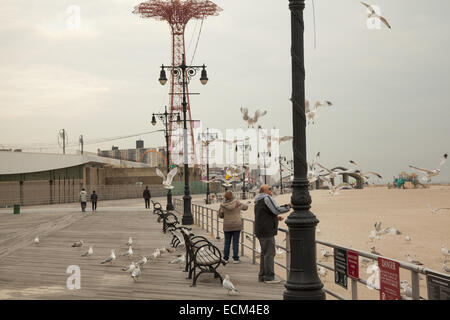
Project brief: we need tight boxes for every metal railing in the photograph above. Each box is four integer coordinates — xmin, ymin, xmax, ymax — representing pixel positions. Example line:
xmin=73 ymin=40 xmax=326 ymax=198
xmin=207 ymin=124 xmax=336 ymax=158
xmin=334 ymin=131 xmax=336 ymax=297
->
xmin=173 ymin=198 xmax=447 ymax=300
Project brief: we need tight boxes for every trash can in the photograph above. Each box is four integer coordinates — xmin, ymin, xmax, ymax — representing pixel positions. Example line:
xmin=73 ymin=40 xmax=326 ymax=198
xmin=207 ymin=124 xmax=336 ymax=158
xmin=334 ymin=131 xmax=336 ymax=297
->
xmin=13 ymin=204 xmax=20 ymax=214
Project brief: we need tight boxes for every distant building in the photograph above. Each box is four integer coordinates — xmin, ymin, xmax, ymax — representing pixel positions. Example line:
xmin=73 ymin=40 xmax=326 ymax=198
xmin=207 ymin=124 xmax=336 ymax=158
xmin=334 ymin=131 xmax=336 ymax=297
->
xmin=98 ymin=141 xmax=166 ymax=167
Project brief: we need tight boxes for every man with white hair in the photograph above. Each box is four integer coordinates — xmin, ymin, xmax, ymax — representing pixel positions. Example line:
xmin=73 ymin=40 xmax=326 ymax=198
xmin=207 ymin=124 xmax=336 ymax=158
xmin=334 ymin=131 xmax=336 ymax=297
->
xmin=254 ymin=185 xmax=291 ymax=284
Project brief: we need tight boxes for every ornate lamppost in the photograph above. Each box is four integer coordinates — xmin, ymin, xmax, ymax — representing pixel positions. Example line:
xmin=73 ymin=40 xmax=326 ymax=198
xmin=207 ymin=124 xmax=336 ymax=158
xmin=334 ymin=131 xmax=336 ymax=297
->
xmin=151 ymin=106 xmax=181 ymax=211
xmin=283 ymin=0 xmax=325 ymax=300
xmin=158 ymin=54 xmax=209 ymax=225
xmin=235 ymin=138 xmax=251 ymax=199
xmin=198 ymin=128 xmax=218 ymax=204
xmin=258 ymin=151 xmax=271 ymax=185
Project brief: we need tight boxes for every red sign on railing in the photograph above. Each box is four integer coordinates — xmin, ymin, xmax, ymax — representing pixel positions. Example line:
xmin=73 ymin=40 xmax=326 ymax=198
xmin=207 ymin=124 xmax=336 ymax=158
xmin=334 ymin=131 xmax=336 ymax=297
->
xmin=378 ymin=257 xmax=401 ymax=300
xmin=347 ymin=250 xmax=359 ymax=280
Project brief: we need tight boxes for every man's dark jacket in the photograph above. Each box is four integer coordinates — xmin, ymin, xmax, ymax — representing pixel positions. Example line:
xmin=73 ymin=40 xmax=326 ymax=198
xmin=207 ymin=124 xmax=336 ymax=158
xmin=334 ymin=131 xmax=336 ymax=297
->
xmin=254 ymin=193 xmax=290 ymax=238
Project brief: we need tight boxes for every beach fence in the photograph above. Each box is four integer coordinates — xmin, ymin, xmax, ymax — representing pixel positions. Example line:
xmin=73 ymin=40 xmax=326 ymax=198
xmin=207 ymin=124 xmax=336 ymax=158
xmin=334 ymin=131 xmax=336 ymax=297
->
xmin=173 ymin=198 xmax=448 ymax=300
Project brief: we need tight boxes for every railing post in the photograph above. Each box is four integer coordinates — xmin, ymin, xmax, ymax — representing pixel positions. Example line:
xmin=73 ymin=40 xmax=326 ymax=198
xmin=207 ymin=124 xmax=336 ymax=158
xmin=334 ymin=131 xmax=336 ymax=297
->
xmin=411 ymin=270 xmax=420 ymax=300
xmin=201 ymin=206 xmax=204 ymax=230
xmin=241 ymin=230 xmax=244 ymax=256
xmin=351 ymin=278 xmax=358 ymax=300
xmin=252 ymin=221 xmax=256 ymax=264
xmin=206 ymin=208 xmax=209 ymax=232
xmin=216 ymin=211 xmax=220 ymax=239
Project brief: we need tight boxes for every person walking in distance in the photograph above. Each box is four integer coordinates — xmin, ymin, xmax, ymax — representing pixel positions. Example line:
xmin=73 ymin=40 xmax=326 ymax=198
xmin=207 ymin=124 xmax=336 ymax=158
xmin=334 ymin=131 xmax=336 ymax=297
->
xmin=79 ymin=188 xmax=87 ymax=213
xmin=143 ymin=186 xmax=151 ymax=209
xmin=90 ymin=190 xmax=98 ymax=213
xmin=254 ymin=185 xmax=291 ymax=283
xmin=218 ymin=191 xmax=248 ymax=264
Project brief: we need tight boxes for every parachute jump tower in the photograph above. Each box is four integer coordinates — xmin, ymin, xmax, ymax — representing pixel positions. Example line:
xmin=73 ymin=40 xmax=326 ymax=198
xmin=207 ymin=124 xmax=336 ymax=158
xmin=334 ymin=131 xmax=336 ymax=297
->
xmin=133 ymin=0 xmax=222 ymax=165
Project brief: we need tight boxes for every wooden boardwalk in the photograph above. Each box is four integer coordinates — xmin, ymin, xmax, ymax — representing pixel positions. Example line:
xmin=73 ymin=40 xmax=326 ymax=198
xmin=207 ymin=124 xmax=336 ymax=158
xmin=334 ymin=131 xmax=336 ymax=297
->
xmin=0 ymin=197 xmax=284 ymax=300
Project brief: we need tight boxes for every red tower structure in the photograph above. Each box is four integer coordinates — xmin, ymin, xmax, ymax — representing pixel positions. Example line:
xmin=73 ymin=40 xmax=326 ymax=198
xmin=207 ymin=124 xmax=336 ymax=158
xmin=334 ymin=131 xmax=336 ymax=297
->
xmin=133 ymin=0 xmax=222 ymax=165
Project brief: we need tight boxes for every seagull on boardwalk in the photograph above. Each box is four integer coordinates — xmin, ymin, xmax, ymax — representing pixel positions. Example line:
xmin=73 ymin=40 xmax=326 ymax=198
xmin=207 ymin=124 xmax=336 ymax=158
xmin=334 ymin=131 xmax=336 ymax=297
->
xmin=81 ymin=246 xmax=93 ymax=257
xmin=131 ymin=266 xmax=141 ymax=282
xmin=71 ymin=240 xmax=84 ymax=248
xmin=33 ymin=236 xmax=40 ymax=244
xmin=427 ymin=204 xmax=450 ymax=214
xmin=153 ymin=248 xmax=161 ymax=259
xmin=405 ymin=235 xmax=412 ymax=242
xmin=121 ymin=246 xmax=133 ymax=257
xmin=371 ymin=246 xmax=381 ymax=255
xmin=409 ymin=153 xmax=448 ymax=183
xmin=101 ymin=250 xmax=116 ymax=264
xmin=223 ymin=274 xmax=239 ymax=295
xmin=321 ymin=248 xmax=334 ymax=258
xmin=169 ymin=254 xmax=186 ymax=264
xmin=156 ymin=167 xmax=178 ymax=189
xmin=318 ymin=266 xmax=328 ymax=278
xmin=122 ymin=262 xmax=136 ymax=272
xmin=441 ymin=245 xmax=450 ymax=259
xmin=405 ymin=254 xmax=423 ymax=265
xmin=276 ymin=247 xmax=285 ymax=255
xmin=240 ymin=107 xmax=267 ymax=128
xmin=126 ymin=237 xmax=133 ymax=246
xmin=305 ymin=100 xmax=333 ymax=125
xmin=135 ymin=256 xmax=148 ymax=268
xmin=361 ymin=2 xmax=392 ymax=29
xmin=443 ymin=263 xmax=450 ymax=273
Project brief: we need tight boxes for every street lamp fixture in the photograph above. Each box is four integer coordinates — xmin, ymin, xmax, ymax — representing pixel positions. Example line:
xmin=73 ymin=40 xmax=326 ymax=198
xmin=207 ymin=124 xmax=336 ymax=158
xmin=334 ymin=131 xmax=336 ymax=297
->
xmin=158 ymin=54 xmax=209 ymax=225
xmin=151 ymin=106 xmax=181 ymax=211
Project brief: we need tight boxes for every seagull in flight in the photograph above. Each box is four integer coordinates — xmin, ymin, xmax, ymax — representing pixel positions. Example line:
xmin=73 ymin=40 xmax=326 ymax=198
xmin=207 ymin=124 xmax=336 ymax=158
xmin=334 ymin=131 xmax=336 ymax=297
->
xmin=156 ymin=167 xmax=178 ymax=189
xmin=409 ymin=153 xmax=448 ymax=183
xmin=320 ymin=177 xmax=352 ymax=196
xmin=349 ymin=160 xmax=383 ymax=179
xmin=305 ymin=100 xmax=333 ymax=125
xmin=441 ymin=245 xmax=450 ymax=260
xmin=361 ymin=2 xmax=392 ymax=29
xmin=223 ymin=274 xmax=239 ymax=295
xmin=240 ymin=107 xmax=267 ymax=128
xmin=320 ymin=248 xmax=334 ymax=258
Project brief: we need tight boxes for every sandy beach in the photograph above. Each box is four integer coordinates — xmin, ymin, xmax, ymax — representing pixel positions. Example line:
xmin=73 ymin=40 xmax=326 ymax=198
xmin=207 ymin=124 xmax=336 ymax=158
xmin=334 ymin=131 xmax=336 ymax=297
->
xmin=200 ymin=185 xmax=450 ymax=299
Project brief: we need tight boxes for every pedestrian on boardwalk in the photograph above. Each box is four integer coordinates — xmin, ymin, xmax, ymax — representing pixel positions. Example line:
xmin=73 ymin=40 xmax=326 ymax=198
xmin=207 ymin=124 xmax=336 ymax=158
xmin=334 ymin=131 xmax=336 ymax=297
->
xmin=254 ymin=185 xmax=291 ymax=283
xmin=90 ymin=190 xmax=98 ymax=213
xmin=143 ymin=186 xmax=151 ymax=209
xmin=79 ymin=188 xmax=87 ymax=212
xmin=218 ymin=190 xmax=248 ymax=264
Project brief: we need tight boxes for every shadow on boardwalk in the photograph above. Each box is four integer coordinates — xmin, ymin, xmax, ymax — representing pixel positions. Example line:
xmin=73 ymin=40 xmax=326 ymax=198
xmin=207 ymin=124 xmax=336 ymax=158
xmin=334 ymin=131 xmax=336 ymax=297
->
xmin=0 ymin=197 xmax=284 ymax=300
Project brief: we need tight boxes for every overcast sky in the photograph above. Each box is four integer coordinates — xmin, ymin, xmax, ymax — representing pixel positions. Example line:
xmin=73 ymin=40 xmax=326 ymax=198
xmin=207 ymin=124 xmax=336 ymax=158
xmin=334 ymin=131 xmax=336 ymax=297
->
xmin=0 ymin=0 xmax=449 ymax=183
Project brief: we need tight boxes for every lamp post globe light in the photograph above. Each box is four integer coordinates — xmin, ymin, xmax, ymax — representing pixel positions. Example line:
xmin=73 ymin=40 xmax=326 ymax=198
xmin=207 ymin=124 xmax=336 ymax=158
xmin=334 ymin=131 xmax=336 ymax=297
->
xmin=151 ymin=106 xmax=181 ymax=211
xmin=159 ymin=54 xmax=208 ymax=225
xmin=284 ymin=0 xmax=325 ymax=300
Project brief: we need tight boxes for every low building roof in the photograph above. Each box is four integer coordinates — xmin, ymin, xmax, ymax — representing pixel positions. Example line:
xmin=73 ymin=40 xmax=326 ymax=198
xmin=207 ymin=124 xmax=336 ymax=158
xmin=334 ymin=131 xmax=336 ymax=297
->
xmin=0 ymin=151 xmax=152 ymax=175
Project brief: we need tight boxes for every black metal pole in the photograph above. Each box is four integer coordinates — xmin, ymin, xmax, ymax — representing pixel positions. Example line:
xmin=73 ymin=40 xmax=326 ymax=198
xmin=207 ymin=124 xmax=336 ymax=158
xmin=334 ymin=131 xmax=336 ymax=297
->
xmin=283 ymin=0 xmax=325 ymax=300
xmin=264 ymin=156 xmax=267 ymax=185
xmin=279 ymin=155 xmax=284 ymax=194
xmin=242 ymin=141 xmax=247 ymax=200
xmin=181 ymin=54 xmax=193 ymax=225
xmin=164 ymin=106 xmax=175 ymax=211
